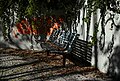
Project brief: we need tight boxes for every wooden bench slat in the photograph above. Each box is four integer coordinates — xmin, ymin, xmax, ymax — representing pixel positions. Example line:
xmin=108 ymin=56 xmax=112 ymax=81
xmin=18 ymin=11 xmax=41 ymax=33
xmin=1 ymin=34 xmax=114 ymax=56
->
xmin=72 ymin=47 xmax=92 ymax=55
xmin=72 ymin=52 xmax=91 ymax=61
xmin=68 ymin=38 xmax=92 ymax=66
xmin=73 ymin=42 xmax=92 ymax=49
xmin=71 ymin=51 xmax=92 ymax=61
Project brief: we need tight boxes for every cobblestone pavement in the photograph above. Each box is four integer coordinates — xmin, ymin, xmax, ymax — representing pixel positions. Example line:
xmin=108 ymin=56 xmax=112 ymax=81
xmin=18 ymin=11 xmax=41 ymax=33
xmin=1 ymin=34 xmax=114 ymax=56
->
xmin=0 ymin=52 xmax=112 ymax=81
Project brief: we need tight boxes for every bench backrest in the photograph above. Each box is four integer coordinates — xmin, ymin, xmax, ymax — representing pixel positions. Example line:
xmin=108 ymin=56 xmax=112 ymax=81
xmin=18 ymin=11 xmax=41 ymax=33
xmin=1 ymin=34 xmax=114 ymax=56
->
xmin=50 ymin=30 xmax=71 ymax=49
xmin=49 ymin=28 xmax=61 ymax=42
xmin=71 ymin=38 xmax=92 ymax=63
xmin=56 ymin=30 xmax=71 ymax=48
xmin=64 ymin=33 xmax=79 ymax=53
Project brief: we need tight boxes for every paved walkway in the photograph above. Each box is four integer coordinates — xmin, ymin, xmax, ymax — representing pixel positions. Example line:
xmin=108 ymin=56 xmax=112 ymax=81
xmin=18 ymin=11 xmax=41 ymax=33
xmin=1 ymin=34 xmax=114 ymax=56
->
xmin=0 ymin=53 xmax=112 ymax=81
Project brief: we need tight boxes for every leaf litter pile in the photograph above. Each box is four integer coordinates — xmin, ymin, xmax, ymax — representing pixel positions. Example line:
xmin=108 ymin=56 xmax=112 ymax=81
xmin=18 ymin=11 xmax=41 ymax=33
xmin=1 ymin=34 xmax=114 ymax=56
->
xmin=0 ymin=48 xmax=112 ymax=81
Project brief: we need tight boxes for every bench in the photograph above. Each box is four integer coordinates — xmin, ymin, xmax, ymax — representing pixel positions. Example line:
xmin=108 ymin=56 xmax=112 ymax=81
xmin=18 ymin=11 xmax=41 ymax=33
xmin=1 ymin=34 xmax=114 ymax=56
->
xmin=41 ymin=29 xmax=72 ymax=55
xmin=66 ymin=38 xmax=92 ymax=66
xmin=41 ymin=29 xmax=92 ymax=67
xmin=49 ymin=37 xmax=92 ymax=66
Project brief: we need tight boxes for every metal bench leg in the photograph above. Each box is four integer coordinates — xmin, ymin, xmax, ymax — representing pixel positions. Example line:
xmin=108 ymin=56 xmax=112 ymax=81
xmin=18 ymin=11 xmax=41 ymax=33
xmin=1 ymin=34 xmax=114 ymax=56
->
xmin=63 ymin=55 xmax=66 ymax=67
xmin=47 ymin=50 xmax=50 ymax=56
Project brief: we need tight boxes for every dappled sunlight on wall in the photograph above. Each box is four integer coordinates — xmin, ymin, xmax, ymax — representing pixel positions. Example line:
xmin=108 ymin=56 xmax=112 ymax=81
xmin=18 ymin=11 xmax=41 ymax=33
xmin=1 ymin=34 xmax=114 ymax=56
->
xmin=94 ymin=10 xmax=120 ymax=80
xmin=107 ymin=46 xmax=120 ymax=80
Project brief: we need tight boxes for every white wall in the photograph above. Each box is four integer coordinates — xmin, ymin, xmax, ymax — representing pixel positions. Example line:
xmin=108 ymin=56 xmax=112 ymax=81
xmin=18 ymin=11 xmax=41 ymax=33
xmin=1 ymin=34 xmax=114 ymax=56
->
xmin=77 ymin=5 xmax=120 ymax=78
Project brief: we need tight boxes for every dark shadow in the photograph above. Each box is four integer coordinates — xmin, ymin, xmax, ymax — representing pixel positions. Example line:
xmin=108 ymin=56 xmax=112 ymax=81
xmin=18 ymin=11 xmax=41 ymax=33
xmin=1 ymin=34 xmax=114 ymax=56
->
xmin=0 ymin=52 xmax=95 ymax=81
xmin=27 ymin=65 xmax=95 ymax=81
xmin=0 ymin=65 xmax=74 ymax=80
xmin=28 ymin=71 xmax=82 ymax=81
xmin=0 ymin=42 xmax=9 ymax=48
xmin=0 ymin=59 xmax=39 ymax=69
xmin=0 ymin=59 xmax=27 ymax=63
xmin=0 ymin=55 xmax=39 ymax=80
xmin=107 ymin=46 xmax=120 ymax=81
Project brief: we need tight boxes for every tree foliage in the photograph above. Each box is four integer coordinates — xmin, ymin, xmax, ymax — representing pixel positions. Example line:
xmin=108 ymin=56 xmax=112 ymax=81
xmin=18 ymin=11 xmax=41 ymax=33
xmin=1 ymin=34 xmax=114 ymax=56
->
xmin=85 ymin=0 xmax=120 ymax=46
xmin=0 ymin=0 xmax=120 ymax=46
xmin=0 ymin=0 xmax=85 ymax=41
